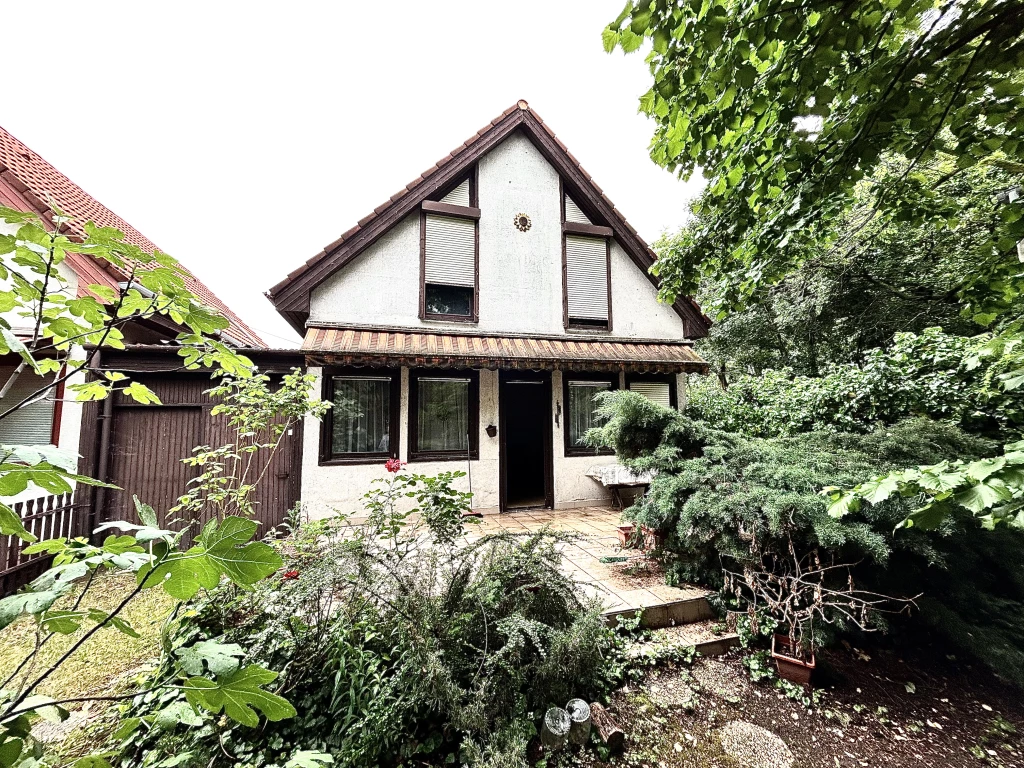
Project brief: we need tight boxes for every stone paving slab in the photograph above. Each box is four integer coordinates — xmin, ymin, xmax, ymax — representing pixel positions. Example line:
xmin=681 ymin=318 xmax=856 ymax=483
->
xmin=470 ymin=506 xmax=707 ymax=614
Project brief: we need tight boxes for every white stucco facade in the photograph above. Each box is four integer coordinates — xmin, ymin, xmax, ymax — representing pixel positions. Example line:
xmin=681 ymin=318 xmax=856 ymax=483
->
xmin=300 ymin=366 xmax=688 ymax=519
xmin=309 ymin=132 xmax=688 ymax=341
xmin=300 ymin=130 xmax=697 ymax=518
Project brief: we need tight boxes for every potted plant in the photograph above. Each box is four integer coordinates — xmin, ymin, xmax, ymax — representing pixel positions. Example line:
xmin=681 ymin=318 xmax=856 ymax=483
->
xmin=726 ymin=538 xmax=917 ymax=686
xmin=616 ymin=523 xmax=635 ymax=547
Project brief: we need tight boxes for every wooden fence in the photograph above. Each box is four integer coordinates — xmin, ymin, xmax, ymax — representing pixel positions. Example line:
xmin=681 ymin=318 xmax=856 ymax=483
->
xmin=0 ymin=492 xmax=83 ymax=597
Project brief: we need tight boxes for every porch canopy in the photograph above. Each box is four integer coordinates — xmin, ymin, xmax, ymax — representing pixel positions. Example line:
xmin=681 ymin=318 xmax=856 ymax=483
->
xmin=301 ymin=326 xmax=709 ymax=374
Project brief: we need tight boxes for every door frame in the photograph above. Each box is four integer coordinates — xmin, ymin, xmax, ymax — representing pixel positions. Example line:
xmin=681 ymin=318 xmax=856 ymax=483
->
xmin=498 ymin=369 xmax=554 ymax=512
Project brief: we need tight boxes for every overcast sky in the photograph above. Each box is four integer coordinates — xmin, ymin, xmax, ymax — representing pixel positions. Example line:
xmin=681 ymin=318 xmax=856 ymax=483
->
xmin=1 ymin=1 xmax=706 ymax=347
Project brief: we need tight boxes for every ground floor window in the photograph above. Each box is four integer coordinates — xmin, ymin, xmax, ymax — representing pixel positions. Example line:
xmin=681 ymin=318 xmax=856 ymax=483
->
xmin=321 ymin=367 xmax=399 ymax=464
xmin=627 ymin=374 xmax=677 ymax=410
xmin=564 ymin=374 xmax=617 ymax=456
xmin=410 ymin=369 xmax=479 ymax=460
xmin=0 ymin=367 xmax=57 ymax=446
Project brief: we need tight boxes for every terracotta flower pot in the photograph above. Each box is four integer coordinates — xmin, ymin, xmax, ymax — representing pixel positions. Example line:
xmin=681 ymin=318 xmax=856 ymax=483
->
xmin=616 ymin=524 xmax=635 ymax=547
xmin=771 ymin=633 xmax=816 ymax=686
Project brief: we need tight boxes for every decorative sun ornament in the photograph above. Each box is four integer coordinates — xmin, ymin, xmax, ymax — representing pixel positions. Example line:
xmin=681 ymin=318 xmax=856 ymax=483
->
xmin=513 ymin=213 xmax=532 ymax=232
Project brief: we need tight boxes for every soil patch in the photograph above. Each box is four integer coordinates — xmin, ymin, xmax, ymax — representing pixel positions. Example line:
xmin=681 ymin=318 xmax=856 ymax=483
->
xmin=561 ymin=641 xmax=1024 ymax=768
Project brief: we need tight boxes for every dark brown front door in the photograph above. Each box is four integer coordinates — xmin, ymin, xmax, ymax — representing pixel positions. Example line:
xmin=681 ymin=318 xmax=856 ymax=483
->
xmin=499 ymin=370 xmax=554 ymax=511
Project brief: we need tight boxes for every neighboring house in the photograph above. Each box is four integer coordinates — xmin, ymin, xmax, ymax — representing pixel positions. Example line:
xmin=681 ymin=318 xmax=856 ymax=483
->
xmin=267 ymin=101 xmax=710 ymax=516
xmin=0 ymin=124 xmax=264 ymax=497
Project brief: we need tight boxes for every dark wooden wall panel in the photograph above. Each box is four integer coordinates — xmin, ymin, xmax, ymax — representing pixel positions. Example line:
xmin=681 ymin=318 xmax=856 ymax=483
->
xmin=99 ymin=373 xmax=299 ymax=544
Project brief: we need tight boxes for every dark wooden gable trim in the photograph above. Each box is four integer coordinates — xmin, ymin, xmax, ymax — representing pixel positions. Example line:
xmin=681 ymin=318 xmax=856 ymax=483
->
xmin=266 ymin=102 xmax=711 ymax=338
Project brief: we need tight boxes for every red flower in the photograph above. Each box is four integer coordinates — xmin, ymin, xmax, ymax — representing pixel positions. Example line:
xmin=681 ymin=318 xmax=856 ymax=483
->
xmin=385 ymin=458 xmax=405 ymax=473
xmin=281 ymin=569 xmax=300 ymax=580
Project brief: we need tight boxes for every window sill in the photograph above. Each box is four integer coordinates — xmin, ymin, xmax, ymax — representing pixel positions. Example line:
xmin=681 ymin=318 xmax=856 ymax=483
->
xmin=564 ymin=448 xmax=616 ymax=458
xmin=409 ymin=451 xmax=480 ymax=463
xmin=422 ymin=314 xmax=479 ymax=324
xmin=319 ymin=455 xmax=394 ymax=467
xmin=566 ymin=325 xmax=610 ymax=333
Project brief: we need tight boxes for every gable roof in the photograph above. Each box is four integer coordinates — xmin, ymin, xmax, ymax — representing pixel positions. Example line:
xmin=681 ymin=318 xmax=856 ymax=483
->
xmin=266 ymin=100 xmax=711 ymax=339
xmin=0 ymin=125 xmax=264 ymax=347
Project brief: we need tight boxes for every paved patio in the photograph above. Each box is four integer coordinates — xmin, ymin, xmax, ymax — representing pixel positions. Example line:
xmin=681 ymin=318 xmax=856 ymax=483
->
xmin=469 ymin=506 xmax=707 ymax=614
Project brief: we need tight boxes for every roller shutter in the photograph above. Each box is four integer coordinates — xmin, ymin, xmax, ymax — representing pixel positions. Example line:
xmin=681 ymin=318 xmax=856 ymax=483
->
xmin=629 ymin=381 xmax=672 ymax=408
xmin=441 ymin=179 xmax=471 ymax=207
xmin=0 ymin=367 xmax=56 ymax=445
xmin=424 ymin=215 xmax=475 ymax=287
xmin=565 ymin=195 xmax=590 ymax=224
xmin=565 ymin=235 xmax=608 ymax=321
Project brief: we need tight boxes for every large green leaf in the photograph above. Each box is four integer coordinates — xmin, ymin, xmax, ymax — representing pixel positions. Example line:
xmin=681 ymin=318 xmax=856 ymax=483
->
xmin=0 ymin=736 xmax=23 ymax=768
xmin=175 ymin=640 xmax=244 ymax=677
xmin=954 ymin=481 xmax=1013 ymax=514
xmin=857 ymin=474 xmax=900 ymax=504
xmin=184 ymin=665 xmax=296 ymax=728
xmin=138 ymin=516 xmax=281 ymax=599
xmin=966 ymin=457 xmax=1007 ymax=482
xmin=153 ymin=701 xmax=205 ymax=730
xmin=0 ymin=588 xmax=69 ymax=631
xmin=904 ymin=501 xmax=954 ymax=531
xmin=0 ymin=505 xmax=33 ymax=543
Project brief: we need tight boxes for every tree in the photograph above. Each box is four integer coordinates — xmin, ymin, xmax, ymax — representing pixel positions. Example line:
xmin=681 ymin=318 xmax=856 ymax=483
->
xmin=606 ymin=0 xmax=1024 ymax=323
xmin=0 ymin=204 xmax=252 ymax=542
xmin=0 ymin=205 xmax=329 ymax=767
xmin=665 ymin=160 xmax=1019 ymax=376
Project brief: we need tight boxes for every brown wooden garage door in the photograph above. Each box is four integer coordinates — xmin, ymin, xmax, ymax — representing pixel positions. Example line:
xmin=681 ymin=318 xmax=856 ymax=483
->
xmin=104 ymin=373 xmax=301 ymax=542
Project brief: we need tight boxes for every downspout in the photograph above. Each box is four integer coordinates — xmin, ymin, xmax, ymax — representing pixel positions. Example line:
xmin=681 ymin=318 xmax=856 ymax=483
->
xmin=92 ymin=394 xmax=114 ymax=537
xmin=88 ymin=348 xmax=114 ymax=538
xmin=0 ymin=362 xmax=25 ymax=399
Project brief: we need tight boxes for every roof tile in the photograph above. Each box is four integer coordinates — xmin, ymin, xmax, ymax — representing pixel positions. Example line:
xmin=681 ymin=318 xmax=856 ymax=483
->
xmin=302 ymin=326 xmax=708 ymax=373
xmin=0 ymin=124 xmax=263 ymax=346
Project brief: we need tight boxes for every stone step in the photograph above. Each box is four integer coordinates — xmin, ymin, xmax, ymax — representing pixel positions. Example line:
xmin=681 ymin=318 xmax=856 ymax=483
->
xmin=602 ymin=594 xmax=715 ymax=629
xmin=625 ymin=620 xmax=741 ymax=659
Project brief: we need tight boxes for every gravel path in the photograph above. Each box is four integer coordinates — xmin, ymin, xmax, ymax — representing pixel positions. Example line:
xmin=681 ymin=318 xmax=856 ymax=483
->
xmin=717 ymin=720 xmax=795 ymax=768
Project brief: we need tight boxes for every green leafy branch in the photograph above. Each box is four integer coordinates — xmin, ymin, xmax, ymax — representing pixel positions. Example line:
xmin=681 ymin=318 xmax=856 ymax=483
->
xmin=0 ymin=502 xmax=290 ymax=768
xmin=825 ymin=442 xmax=1024 ymax=530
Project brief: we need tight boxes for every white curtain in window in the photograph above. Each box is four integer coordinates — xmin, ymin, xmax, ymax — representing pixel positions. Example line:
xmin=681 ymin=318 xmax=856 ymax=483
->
xmin=332 ymin=377 xmax=391 ymax=454
xmin=567 ymin=381 xmax=611 ymax=446
xmin=417 ymin=378 xmax=470 ymax=452
xmin=0 ymin=366 xmax=56 ymax=446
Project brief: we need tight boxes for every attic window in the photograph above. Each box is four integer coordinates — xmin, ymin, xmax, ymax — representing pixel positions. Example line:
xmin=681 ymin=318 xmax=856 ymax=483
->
xmin=421 ymin=172 xmax=479 ymax=322
xmin=564 ymin=235 xmax=610 ymax=329
xmin=561 ymin=187 xmax=612 ymax=330
xmin=441 ymin=179 xmax=470 ymax=207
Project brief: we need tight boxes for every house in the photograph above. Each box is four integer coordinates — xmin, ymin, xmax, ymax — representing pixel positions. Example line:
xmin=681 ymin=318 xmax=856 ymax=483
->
xmin=0 ymin=123 xmax=264 ymax=501
xmin=267 ymin=101 xmax=710 ymax=516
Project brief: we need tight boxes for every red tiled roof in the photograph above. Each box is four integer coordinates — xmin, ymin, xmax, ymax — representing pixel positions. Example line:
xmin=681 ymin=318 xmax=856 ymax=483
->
xmin=302 ymin=325 xmax=708 ymax=374
xmin=0 ymin=125 xmax=264 ymax=347
xmin=267 ymin=100 xmax=711 ymax=339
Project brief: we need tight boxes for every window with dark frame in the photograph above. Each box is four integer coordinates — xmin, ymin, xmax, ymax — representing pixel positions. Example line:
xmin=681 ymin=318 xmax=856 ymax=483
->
xmin=563 ymin=374 xmax=617 ymax=456
xmin=561 ymin=189 xmax=611 ymax=331
xmin=421 ymin=173 xmax=479 ymax=323
xmin=409 ymin=369 xmax=479 ymax=461
xmin=0 ymin=366 xmax=57 ymax=446
xmin=321 ymin=368 xmax=399 ymax=464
